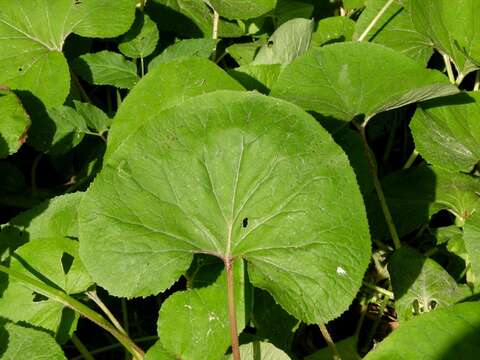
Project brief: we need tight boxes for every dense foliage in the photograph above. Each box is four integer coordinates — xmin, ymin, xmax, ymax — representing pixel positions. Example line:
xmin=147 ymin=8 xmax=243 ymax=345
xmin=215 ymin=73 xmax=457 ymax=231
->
xmin=0 ymin=0 xmax=479 ymax=359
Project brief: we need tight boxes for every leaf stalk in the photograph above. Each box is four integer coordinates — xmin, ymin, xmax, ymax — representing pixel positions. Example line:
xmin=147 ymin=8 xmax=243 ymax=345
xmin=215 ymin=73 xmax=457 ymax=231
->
xmin=225 ymin=258 xmax=241 ymax=360
xmin=357 ymin=0 xmax=395 ymax=42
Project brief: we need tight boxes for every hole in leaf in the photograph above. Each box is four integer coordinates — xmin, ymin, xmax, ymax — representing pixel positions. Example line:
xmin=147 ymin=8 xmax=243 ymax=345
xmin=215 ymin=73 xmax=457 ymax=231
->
xmin=18 ymin=67 xmax=23 ymax=72
xmin=267 ymin=41 xmax=274 ymax=48
xmin=61 ymin=252 xmax=75 ymax=275
xmin=32 ymin=292 xmax=48 ymax=302
xmin=429 ymin=300 xmax=438 ymax=310
xmin=242 ymin=218 xmax=248 ymax=228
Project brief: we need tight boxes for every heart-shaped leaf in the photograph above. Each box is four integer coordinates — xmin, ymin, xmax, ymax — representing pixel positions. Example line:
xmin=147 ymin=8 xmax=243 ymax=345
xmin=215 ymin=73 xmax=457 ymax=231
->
xmin=79 ymin=90 xmax=371 ymax=324
xmin=411 ymin=92 xmax=480 ymax=173
xmin=105 ymin=58 xmax=244 ymax=160
xmin=119 ymin=12 xmax=159 ymax=59
xmin=0 ymin=322 xmax=66 ymax=360
xmin=0 ymin=89 xmax=30 ymax=159
xmin=409 ymin=0 xmax=480 ymax=77
xmin=0 ymin=0 xmax=136 ymax=106
xmin=271 ymin=42 xmax=458 ymax=122
xmin=364 ymin=302 xmax=480 ymax=359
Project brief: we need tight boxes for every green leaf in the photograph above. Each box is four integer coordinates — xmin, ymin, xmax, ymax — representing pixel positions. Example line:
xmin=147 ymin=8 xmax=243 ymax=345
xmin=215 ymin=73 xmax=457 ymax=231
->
xmin=105 ymin=58 xmax=244 ymax=160
xmin=353 ymin=0 xmax=433 ymax=65
xmin=28 ymin=105 xmax=88 ymax=155
xmin=0 ymin=89 xmax=30 ymax=158
xmin=367 ymin=165 xmax=479 ymax=239
xmin=411 ymin=92 xmax=480 ymax=173
xmin=148 ymin=0 xmax=244 ymax=38
xmin=7 ymin=192 xmax=84 ymax=242
xmin=389 ymin=246 xmax=470 ymax=322
xmin=208 ymin=0 xmax=277 ymax=20
xmin=0 ymin=0 xmax=136 ymax=106
xmin=145 ymin=341 xmax=177 ymax=360
xmin=311 ymin=16 xmax=356 ymax=46
xmin=0 ymin=322 xmax=66 ymax=360
xmin=158 ymin=263 xmax=246 ymax=359
xmin=149 ymin=39 xmax=218 ymax=70
xmin=343 ymin=0 xmax=365 ymax=10
xmin=228 ymin=64 xmax=284 ymax=94
xmin=73 ymin=101 xmax=111 ymax=135
xmin=72 ymin=51 xmax=139 ymax=89
xmin=79 ymin=90 xmax=371 ymax=324
xmin=227 ymin=42 xmax=264 ymax=66
xmin=253 ymin=18 xmax=314 ymax=65
xmin=306 ymin=336 xmax=360 ymax=360
xmin=119 ymin=12 xmax=159 ymax=59
xmin=409 ymin=0 xmax=480 ymax=77
xmin=225 ymin=342 xmax=291 ymax=359
xmin=464 ymin=212 xmax=480 ymax=290
xmin=364 ymin=302 xmax=480 ymax=359
xmin=271 ymin=42 xmax=458 ymax=122
xmin=0 ymin=237 xmax=93 ymax=343
xmin=273 ymin=0 xmax=314 ymax=26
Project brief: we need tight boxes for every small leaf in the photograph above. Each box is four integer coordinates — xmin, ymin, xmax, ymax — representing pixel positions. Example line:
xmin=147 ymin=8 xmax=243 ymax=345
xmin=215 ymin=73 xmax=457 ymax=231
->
xmin=253 ymin=18 xmax=314 ymax=65
xmin=0 ymin=322 xmax=66 ymax=360
xmin=105 ymin=58 xmax=244 ymax=160
xmin=119 ymin=12 xmax=159 ymax=59
xmin=409 ymin=0 xmax=480 ymax=77
xmin=353 ymin=0 xmax=433 ymax=65
xmin=72 ymin=51 xmax=139 ymax=89
xmin=389 ymin=246 xmax=471 ymax=322
xmin=0 ymin=237 xmax=93 ymax=343
xmin=74 ymin=101 xmax=111 ymax=135
xmin=464 ymin=212 xmax=480 ymax=290
xmin=271 ymin=42 xmax=458 ymax=122
xmin=79 ymin=91 xmax=371 ymax=324
xmin=311 ymin=16 xmax=356 ymax=46
xmin=364 ymin=302 xmax=480 ymax=359
xmin=0 ymin=89 xmax=30 ymax=158
xmin=208 ymin=0 xmax=277 ymax=20
xmin=225 ymin=342 xmax=291 ymax=359
xmin=149 ymin=39 xmax=218 ymax=70
xmin=228 ymin=64 xmax=284 ymax=94
xmin=411 ymin=92 xmax=480 ymax=173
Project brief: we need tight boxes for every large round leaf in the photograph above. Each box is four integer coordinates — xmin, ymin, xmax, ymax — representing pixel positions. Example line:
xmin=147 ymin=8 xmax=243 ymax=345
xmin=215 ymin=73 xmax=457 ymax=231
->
xmin=365 ymin=302 xmax=480 ymax=359
xmin=411 ymin=92 xmax=480 ymax=173
xmin=0 ymin=0 xmax=136 ymax=106
xmin=79 ymin=91 xmax=371 ymax=324
xmin=271 ymin=42 xmax=457 ymax=124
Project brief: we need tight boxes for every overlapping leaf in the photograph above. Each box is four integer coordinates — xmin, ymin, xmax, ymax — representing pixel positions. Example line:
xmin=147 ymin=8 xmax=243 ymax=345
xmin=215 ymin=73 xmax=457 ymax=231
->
xmin=79 ymin=91 xmax=371 ymax=324
xmin=311 ymin=17 xmax=356 ymax=46
xmin=464 ymin=212 xmax=480 ymax=290
xmin=208 ymin=0 xmax=277 ymax=20
xmin=271 ymin=42 xmax=457 ymax=122
xmin=411 ymin=92 xmax=480 ymax=172
xmin=0 ymin=0 xmax=136 ymax=106
xmin=0 ymin=89 xmax=30 ymax=158
xmin=119 ymin=12 xmax=159 ymax=59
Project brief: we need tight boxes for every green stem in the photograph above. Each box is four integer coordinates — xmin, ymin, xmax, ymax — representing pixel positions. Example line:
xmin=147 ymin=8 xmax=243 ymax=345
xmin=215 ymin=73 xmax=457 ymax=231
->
xmin=253 ymin=340 xmax=261 ymax=360
xmin=86 ymin=291 xmax=127 ymax=335
xmin=71 ymin=334 xmax=95 ymax=360
xmin=72 ymin=336 xmax=158 ymax=360
xmin=122 ymin=299 xmax=130 ymax=360
xmin=358 ymin=0 xmax=395 ymax=41
xmin=71 ymin=71 xmax=91 ymax=103
xmin=318 ymin=323 xmax=341 ymax=360
xmin=0 ymin=265 xmax=144 ymax=360
xmin=403 ymin=149 xmax=419 ymax=169
xmin=356 ymin=120 xmax=402 ymax=250
xmin=475 ymin=71 xmax=480 ymax=91
xmin=362 ymin=282 xmax=395 ymax=299
xmin=140 ymin=57 xmax=145 ymax=77
xmin=442 ymin=54 xmax=456 ymax=84
xmin=361 ymin=294 xmax=389 ymax=354
xmin=225 ymin=258 xmax=241 ymax=360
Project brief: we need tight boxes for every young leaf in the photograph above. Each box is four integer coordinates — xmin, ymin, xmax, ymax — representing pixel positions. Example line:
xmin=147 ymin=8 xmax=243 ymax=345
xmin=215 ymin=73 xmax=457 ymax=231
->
xmin=119 ymin=12 xmax=159 ymax=59
xmin=311 ymin=17 xmax=356 ymax=46
xmin=0 ymin=237 xmax=93 ymax=343
xmin=208 ymin=0 xmax=277 ymax=20
xmin=364 ymin=302 xmax=480 ymax=359
xmin=271 ymin=42 xmax=458 ymax=122
xmin=225 ymin=342 xmax=291 ymax=359
xmin=72 ymin=51 xmax=139 ymax=89
xmin=0 ymin=322 xmax=66 ymax=360
xmin=0 ymin=89 xmax=30 ymax=159
xmin=158 ymin=264 xmax=246 ymax=359
xmin=411 ymin=92 xmax=480 ymax=173
xmin=389 ymin=246 xmax=471 ymax=322
xmin=105 ymin=58 xmax=244 ymax=160
xmin=149 ymin=39 xmax=218 ymax=70
xmin=74 ymin=101 xmax=111 ymax=135
xmin=0 ymin=0 xmax=136 ymax=106
xmin=79 ymin=91 xmax=371 ymax=324
xmin=353 ymin=0 xmax=433 ymax=65
xmin=464 ymin=212 xmax=480 ymax=290
xmin=409 ymin=0 xmax=480 ymax=78
xmin=253 ymin=18 xmax=314 ymax=65
xmin=228 ymin=64 xmax=284 ymax=94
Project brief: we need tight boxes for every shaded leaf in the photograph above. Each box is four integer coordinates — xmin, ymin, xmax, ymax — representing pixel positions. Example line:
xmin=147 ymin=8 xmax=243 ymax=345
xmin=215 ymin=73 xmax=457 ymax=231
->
xmin=208 ymin=0 xmax=277 ymax=20
xmin=73 ymin=101 xmax=111 ymax=135
xmin=227 ymin=42 xmax=263 ymax=66
xmin=306 ymin=336 xmax=360 ymax=360
xmin=228 ymin=64 xmax=284 ymax=94
xmin=0 ymin=89 xmax=30 ymax=158
xmin=411 ymin=92 xmax=480 ymax=173
xmin=464 ymin=212 xmax=480 ymax=290
xmin=72 ymin=51 xmax=139 ymax=89
xmin=365 ymin=302 xmax=480 ymax=359
xmin=273 ymin=0 xmax=314 ymax=26
xmin=311 ymin=16 xmax=356 ymax=46
xmin=225 ymin=342 xmax=291 ymax=359
xmin=271 ymin=42 xmax=457 ymax=122
xmin=79 ymin=91 xmax=371 ymax=324
xmin=119 ymin=12 xmax=159 ymax=59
